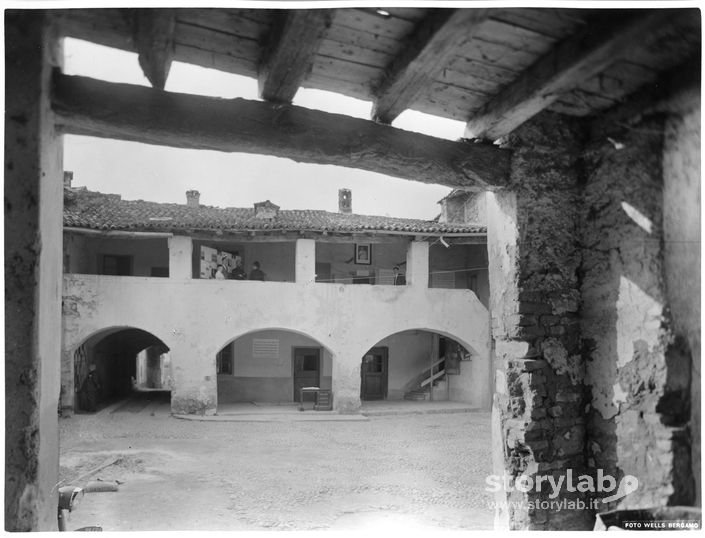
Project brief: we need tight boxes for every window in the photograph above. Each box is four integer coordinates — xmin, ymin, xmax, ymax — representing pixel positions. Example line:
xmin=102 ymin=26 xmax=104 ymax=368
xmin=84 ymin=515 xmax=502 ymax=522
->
xmin=364 ymin=354 xmax=383 ymax=373
xmin=302 ymin=355 xmax=319 ymax=371
xmin=216 ymin=346 xmax=233 ymax=375
xmin=101 ymin=254 xmax=132 ymax=276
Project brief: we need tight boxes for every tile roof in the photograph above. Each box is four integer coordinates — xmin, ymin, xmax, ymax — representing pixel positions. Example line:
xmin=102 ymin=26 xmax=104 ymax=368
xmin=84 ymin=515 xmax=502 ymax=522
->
xmin=63 ymin=188 xmax=486 ymax=236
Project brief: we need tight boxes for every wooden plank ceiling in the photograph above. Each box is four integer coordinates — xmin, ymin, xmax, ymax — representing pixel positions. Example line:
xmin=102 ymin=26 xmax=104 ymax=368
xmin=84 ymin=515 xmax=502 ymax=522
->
xmin=51 ymin=7 xmax=700 ymax=142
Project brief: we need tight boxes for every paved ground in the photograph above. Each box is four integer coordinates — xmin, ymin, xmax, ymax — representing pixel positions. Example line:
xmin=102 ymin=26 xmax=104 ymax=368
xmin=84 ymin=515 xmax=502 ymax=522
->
xmin=59 ymin=395 xmax=494 ymax=531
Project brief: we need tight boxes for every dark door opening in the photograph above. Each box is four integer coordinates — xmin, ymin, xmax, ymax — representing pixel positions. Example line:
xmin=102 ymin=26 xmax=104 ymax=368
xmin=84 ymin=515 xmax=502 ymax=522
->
xmin=361 ymin=347 xmax=388 ymax=400
xmin=293 ymin=347 xmax=321 ymax=402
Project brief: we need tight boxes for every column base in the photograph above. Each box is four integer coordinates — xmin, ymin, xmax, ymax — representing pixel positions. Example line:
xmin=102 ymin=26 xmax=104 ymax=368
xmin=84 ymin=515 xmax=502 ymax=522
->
xmin=171 ymin=393 xmax=216 ymax=416
xmin=334 ymin=395 xmax=361 ymax=414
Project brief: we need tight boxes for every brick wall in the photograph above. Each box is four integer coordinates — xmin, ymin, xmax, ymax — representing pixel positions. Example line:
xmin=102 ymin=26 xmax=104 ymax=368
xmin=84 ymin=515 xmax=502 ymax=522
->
xmin=489 ymin=111 xmax=592 ymax=530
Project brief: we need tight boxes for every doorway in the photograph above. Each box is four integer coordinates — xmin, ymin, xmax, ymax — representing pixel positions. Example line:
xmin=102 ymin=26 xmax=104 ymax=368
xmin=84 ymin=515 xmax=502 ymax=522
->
xmin=361 ymin=347 xmax=389 ymax=400
xmin=293 ymin=347 xmax=321 ymax=402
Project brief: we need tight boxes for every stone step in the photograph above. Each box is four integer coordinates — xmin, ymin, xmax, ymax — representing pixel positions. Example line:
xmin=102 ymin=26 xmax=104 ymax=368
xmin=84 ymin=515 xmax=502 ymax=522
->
xmin=404 ymin=391 xmax=430 ymax=401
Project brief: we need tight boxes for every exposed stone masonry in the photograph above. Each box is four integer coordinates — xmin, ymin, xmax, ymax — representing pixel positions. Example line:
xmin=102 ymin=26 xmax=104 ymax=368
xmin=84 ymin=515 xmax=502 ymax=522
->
xmin=490 ymin=87 xmax=699 ymax=529
xmin=490 ymin=112 xmax=591 ymax=530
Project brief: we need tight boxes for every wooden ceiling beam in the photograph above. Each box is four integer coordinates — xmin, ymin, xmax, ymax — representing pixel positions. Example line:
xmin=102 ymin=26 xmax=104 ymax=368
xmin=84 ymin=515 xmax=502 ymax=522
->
xmin=258 ymin=10 xmax=332 ymax=103
xmin=133 ymin=9 xmax=176 ymax=90
xmin=372 ymin=9 xmax=492 ymax=124
xmin=51 ymin=72 xmax=511 ymax=189
xmin=465 ymin=9 xmax=682 ymax=141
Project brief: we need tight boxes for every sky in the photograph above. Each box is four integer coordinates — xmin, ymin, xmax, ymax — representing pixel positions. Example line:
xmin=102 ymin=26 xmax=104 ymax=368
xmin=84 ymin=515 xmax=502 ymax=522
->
xmin=63 ymin=38 xmax=467 ymax=219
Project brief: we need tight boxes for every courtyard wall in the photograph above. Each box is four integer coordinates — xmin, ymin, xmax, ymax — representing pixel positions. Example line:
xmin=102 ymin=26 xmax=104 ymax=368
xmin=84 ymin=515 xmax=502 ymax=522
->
xmin=62 ymin=272 xmax=491 ymax=414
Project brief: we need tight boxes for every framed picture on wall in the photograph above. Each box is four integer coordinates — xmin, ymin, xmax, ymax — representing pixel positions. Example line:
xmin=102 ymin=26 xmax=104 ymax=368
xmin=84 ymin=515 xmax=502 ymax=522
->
xmin=354 ymin=243 xmax=372 ymax=265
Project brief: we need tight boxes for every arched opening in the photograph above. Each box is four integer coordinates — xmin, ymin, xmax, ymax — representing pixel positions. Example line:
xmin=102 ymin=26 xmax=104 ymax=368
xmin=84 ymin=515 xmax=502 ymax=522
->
xmin=359 ymin=329 xmax=489 ymax=410
xmin=215 ymin=329 xmax=333 ymax=411
xmin=71 ymin=327 xmax=170 ymax=413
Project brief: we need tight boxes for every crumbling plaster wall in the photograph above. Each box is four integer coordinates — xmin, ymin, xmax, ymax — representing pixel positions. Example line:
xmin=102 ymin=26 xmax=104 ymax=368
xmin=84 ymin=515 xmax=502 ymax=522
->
xmin=490 ymin=112 xmax=590 ymax=530
xmin=488 ymin=80 xmax=699 ymax=529
xmin=662 ymin=88 xmax=701 ymax=506
xmin=582 ymin=96 xmax=696 ymax=509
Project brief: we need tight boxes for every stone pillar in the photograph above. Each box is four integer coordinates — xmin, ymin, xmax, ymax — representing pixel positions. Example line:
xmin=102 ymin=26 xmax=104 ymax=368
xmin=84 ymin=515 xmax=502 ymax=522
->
xmin=168 ymin=235 xmax=192 ymax=280
xmin=331 ymin=351 xmax=361 ymax=413
xmin=488 ymin=112 xmax=590 ymax=530
xmin=5 ymin=12 xmax=63 ymax=531
xmin=406 ymin=240 xmax=429 ymax=289
xmin=169 ymin=333 xmax=217 ymax=416
xmin=295 ymin=238 xmax=316 ymax=284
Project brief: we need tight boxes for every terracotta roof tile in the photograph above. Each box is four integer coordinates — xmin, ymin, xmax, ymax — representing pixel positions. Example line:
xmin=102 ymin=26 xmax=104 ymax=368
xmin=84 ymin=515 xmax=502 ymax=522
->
xmin=63 ymin=189 xmax=485 ymax=235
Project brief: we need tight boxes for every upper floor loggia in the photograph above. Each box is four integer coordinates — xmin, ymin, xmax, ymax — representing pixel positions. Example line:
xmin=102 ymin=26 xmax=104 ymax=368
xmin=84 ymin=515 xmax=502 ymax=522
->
xmin=63 ymin=183 xmax=489 ymax=307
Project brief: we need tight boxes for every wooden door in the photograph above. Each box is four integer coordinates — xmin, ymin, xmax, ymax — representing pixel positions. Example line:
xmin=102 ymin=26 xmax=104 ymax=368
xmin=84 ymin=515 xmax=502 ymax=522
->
xmin=293 ymin=348 xmax=321 ymax=402
xmin=361 ymin=347 xmax=388 ymax=400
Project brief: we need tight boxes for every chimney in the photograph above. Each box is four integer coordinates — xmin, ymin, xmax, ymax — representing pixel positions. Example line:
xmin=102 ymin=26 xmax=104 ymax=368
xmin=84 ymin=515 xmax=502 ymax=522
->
xmin=254 ymin=200 xmax=280 ymax=219
xmin=63 ymin=171 xmax=73 ymax=188
xmin=186 ymin=190 xmax=200 ymax=208
xmin=338 ymin=188 xmax=352 ymax=214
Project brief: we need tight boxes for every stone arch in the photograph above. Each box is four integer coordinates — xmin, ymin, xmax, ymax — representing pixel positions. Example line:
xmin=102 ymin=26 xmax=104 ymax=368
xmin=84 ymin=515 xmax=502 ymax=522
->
xmin=215 ymin=326 xmax=334 ymax=357
xmin=358 ymin=325 xmax=486 ymax=364
xmin=64 ymin=320 xmax=174 ymax=357
xmin=63 ymin=325 xmax=171 ymax=413
xmin=213 ymin=327 xmax=335 ymax=409
xmin=354 ymin=327 xmax=491 ymax=409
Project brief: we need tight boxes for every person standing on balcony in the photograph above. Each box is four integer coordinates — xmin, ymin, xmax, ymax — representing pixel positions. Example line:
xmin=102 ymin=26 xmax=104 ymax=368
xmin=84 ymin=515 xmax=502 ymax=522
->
xmin=249 ymin=261 xmax=265 ymax=281
xmin=232 ymin=251 xmax=242 ymax=270
xmin=230 ymin=255 xmax=247 ymax=280
xmin=215 ymin=264 xmax=226 ymax=280
xmin=393 ymin=266 xmax=406 ymax=286
xmin=222 ymin=251 xmax=241 ymax=278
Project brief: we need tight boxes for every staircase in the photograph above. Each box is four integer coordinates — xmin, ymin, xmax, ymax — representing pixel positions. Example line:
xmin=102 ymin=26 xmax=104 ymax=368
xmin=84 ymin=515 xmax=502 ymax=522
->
xmin=404 ymin=387 xmax=431 ymax=401
xmin=403 ymin=357 xmax=451 ymax=401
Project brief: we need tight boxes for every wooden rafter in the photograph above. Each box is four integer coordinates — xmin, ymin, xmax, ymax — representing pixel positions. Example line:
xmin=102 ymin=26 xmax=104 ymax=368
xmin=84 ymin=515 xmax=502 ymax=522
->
xmin=465 ymin=9 xmax=684 ymax=141
xmin=372 ymin=9 xmax=492 ymax=124
xmin=258 ymin=10 xmax=332 ymax=103
xmin=133 ymin=9 xmax=176 ymax=90
xmin=51 ymin=72 xmax=511 ymax=188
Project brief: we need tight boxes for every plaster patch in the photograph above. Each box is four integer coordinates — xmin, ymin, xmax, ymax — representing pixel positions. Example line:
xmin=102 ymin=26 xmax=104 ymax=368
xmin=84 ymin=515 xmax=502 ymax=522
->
xmin=540 ymin=338 xmax=582 ymax=384
xmin=591 ymin=385 xmax=619 ymax=420
xmin=495 ymin=340 xmax=531 ymax=360
xmin=616 ymin=276 xmax=664 ymax=368
xmin=612 ymin=381 xmax=628 ymax=407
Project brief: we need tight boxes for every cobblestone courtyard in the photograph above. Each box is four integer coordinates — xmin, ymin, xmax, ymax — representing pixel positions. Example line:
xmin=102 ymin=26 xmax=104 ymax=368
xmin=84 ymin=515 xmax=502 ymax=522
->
xmin=59 ymin=401 xmax=493 ymax=531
